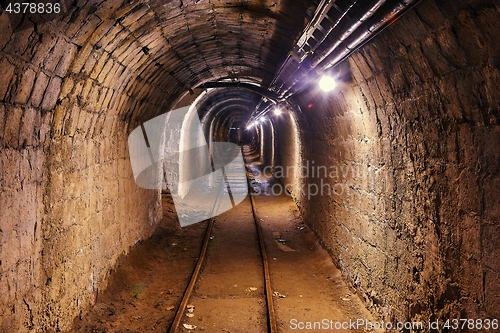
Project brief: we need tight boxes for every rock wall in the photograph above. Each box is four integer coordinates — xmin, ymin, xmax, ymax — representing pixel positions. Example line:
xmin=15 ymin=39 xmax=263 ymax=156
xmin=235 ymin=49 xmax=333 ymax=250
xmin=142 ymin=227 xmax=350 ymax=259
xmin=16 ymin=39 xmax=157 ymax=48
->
xmin=0 ymin=7 xmax=168 ymax=332
xmin=291 ymin=0 xmax=500 ymax=327
xmin=273 ymin=104 xmax=306 ymax=202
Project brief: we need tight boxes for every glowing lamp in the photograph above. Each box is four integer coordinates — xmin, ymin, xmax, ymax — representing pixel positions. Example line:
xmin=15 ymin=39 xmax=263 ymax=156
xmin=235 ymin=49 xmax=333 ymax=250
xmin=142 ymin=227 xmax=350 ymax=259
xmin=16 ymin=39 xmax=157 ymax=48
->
xmin=319 ymin=75 xmax=337 ymax=92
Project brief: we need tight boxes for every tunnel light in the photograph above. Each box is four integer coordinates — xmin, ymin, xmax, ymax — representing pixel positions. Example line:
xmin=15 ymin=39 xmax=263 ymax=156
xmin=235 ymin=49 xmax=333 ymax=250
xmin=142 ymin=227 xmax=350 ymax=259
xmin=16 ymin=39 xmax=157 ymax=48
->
xmin=319 ymin=75 xmax=337 ymax=92
xmin=246 ymin=121 xmax=258 ymax=130
xmin=273 ymin=107 xmax=282 ymax=116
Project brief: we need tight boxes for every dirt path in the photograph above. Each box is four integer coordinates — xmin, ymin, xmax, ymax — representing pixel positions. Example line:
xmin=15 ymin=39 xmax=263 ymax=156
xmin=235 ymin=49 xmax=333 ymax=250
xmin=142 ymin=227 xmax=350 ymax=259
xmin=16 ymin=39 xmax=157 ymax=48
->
xmin=71 ymin=160 xmax=382 ymax=333
xmin=249 ymin=173 xmax=380 ymax=332
xmin=185 ymin=194 xmax=267 ymax=332
xmin=70 ymin=196 xmax=208 ymax=333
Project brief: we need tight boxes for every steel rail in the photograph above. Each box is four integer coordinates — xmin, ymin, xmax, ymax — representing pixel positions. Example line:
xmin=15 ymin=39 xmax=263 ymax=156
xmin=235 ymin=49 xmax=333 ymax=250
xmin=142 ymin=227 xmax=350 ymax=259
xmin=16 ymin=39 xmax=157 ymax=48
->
xmin=166 ymin=215 xmax=216 ymax=333
xmin=167 ymin=161 xmax=277 ymax=333
xmin=248 ymin=175 xmax=278 ymax=333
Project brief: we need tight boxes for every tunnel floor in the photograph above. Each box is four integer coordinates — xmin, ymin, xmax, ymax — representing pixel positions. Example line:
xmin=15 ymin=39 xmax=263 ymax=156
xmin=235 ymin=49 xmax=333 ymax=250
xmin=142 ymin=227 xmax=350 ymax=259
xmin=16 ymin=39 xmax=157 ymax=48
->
xmin=70 ymin=150 xmax=380 ymax=333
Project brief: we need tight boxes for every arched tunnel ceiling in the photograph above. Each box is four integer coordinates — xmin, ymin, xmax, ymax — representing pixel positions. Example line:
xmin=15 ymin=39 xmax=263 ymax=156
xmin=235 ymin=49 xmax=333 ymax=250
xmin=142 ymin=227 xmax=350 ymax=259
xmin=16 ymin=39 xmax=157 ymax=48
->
xmin=0 ymin=0 xmax=422 ymax=131
xmin=0 ymin=0 xmax=319 ymax=123
xmin=2 ymin=0 xmax=499 ymax=331
xmin=116 ymin=0 xmax=318 ymax=87
xmin=197 ymin=88 xmax=262 ymax=120
xmin=195 ymin=87 xmax=263 ymax=141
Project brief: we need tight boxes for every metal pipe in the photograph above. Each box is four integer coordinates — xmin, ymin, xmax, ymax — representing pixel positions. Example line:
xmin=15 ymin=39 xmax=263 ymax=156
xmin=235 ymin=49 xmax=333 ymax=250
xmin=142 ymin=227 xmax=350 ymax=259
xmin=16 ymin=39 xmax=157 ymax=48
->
xmin=270 ymin=0 xmax=358 ymax=92
xmin=198 ymin=81 xmax=281 ymax=103
xmin=276 ymin=0 xmax=390 ymax=98
xmin=319 ymin=0 xmax=422 ymax=71
xmin=310 ymin=0 xmax=388 ymax=69
xmin=269 ymin=0 xmax=360 ymax=89
xmin=280 ymin=0 xmax=422 ymax=99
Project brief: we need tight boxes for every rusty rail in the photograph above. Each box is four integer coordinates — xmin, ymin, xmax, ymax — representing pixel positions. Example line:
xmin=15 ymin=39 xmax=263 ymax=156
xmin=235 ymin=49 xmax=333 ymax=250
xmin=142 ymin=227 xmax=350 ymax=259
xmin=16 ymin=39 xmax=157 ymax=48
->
xmin=167 ymin=163 xmax=277 ymax=333
xmin=249 ymin=189 xmax=278 ymax=333
xmin=167 ymin=216 xmax=216 ymax=333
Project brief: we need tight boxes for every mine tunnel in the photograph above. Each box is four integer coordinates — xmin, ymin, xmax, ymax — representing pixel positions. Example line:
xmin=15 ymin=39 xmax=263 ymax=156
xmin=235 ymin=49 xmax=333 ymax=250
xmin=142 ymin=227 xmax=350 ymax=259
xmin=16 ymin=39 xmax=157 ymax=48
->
xmin=1 ymin=0 xmax=500 ymax=332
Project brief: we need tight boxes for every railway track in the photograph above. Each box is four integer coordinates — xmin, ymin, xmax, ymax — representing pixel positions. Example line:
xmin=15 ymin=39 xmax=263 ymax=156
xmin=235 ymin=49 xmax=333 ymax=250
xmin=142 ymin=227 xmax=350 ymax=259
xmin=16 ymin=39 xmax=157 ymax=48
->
xmin=166 ymin=145 xmax=277 ymax=333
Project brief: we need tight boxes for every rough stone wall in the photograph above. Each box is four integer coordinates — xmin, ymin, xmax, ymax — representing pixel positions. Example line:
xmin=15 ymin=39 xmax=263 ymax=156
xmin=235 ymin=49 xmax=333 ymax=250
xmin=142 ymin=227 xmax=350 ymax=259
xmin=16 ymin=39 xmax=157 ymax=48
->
xmin=0 ymin=9 xmax=167 ymax=333
xmin=257 ymin=120 xmax=272 ymax=168
xmin=292 ymin=0 xmax=500 ymax=327
xmin=273 ymin=105 xmax=305 ymax=202
xmin=0 ymin=0 xmax=318 ymax=330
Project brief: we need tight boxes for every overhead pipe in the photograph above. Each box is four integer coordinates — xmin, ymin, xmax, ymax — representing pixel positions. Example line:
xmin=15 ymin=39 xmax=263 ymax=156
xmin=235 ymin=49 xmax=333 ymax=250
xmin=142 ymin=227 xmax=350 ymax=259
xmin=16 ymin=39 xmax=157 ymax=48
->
xmin=280 ymin=0 xmax=422 ymax=99
xmin=319 ymin=0 xmax=421 ymax=69
xmin=270 ymin=0 xmax=360 ymax=89
xmin=198 ymin=81 xmax=282 ymax=103
xmin=309 ymin=0 xmax=388 ymax=69
xmin=199 ymin=1 xmax=421 ymax=110
xmin=274 ymin=0 xmax=390 ymax=97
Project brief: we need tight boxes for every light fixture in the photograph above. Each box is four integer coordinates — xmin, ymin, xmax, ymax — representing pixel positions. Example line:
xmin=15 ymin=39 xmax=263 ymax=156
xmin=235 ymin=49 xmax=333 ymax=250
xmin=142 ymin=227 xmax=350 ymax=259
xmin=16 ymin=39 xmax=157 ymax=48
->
xmin=319 ymin=75 xmax=337 ymax=92
xmin=246 ymin=120 xmax=258 ymax=130
xmin=273 ymin=107 xmax=282 ymax=116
